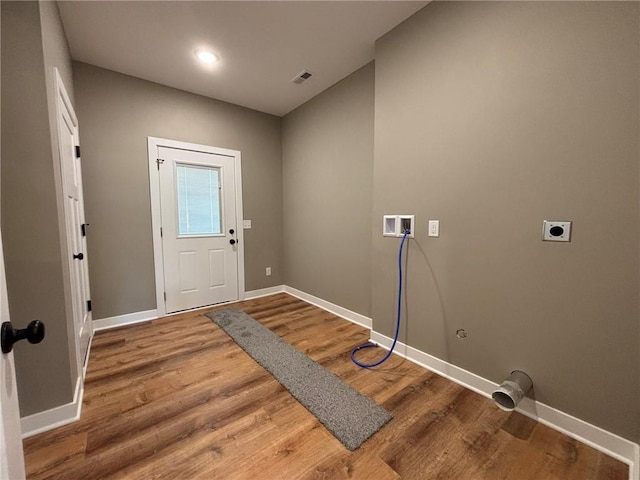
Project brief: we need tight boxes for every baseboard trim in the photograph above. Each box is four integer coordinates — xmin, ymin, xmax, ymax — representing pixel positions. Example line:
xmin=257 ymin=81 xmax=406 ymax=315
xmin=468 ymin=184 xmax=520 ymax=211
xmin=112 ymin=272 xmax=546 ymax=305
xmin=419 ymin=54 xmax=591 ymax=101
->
xmin=20 ymin=328 xmax=99 ymax=439
xmin=92 ymin=290 xmax=290 ymax=329
xmin=93 ymin=309 xmax=158 ymax=332
xmin=284 ymin=286 xmax=372 ymax=329
xmin=245 ymin=285 xmax=285 ymax=300
xmin=370 ymin=330 xmax=639 ymax=480
xmin=21 ymin=375 xmax=83 ymax=439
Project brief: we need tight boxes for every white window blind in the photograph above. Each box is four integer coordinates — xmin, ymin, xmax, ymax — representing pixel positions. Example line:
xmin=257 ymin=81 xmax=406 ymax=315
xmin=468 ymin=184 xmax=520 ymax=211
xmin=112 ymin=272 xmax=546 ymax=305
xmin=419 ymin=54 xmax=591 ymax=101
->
xmin=176 ymin=164 xmax=222 ymax=235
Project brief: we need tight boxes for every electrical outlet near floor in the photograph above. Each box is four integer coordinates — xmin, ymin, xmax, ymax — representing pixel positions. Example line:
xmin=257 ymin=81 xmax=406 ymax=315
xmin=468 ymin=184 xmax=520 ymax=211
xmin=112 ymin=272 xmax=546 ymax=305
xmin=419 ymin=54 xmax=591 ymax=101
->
xmin=265 ymin=267 xmax=272 ymax=276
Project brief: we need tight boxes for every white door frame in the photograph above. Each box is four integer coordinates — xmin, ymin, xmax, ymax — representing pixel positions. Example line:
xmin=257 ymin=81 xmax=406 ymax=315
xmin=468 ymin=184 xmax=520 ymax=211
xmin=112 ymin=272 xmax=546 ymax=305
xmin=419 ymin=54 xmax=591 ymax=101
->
xmin=148 ymin=137 xmax=245 ymax=317
xmin=0 ymin=228 xmax=26 ymax=480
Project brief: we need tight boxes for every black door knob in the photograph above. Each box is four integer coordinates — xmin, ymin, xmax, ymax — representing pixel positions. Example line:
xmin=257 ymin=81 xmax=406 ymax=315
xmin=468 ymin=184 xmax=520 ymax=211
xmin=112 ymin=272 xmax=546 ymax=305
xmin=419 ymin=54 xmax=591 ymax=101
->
xmin=230 ymin=239 xmax=236 ymax=245
xmin=1 ymin=320 xmax=45 ymax=354
xmin=73 ymin=252 xmax=84 ymax=260
xmin=229 ymin=229 xmax=235 ymax=235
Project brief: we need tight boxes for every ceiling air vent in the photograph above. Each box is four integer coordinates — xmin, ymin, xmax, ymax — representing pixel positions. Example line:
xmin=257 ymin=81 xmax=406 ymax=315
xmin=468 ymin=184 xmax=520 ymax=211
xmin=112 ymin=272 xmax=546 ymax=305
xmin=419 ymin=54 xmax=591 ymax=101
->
xmin=291 ymin=70 xmax=313 ymax=84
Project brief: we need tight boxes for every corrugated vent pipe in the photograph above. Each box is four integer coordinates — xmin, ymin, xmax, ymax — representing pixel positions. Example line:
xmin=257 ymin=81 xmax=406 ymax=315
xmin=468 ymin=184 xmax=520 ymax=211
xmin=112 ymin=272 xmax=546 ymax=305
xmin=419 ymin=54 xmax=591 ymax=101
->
xmin=492 ymin=370 xmax=533 ymax=411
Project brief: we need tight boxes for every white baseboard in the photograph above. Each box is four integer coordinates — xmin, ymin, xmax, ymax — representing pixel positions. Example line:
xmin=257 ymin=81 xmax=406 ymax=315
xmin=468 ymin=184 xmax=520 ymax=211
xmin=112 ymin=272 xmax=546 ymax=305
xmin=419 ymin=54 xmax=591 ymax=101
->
xmin=82 ymin=331 xmax=94 ymax=378
xmin=20 ymin=328 xmax=99 ymax=439
xmin=284 ymin=286 xmax=372 ymax=329
xmin=245 ymin=285 xmax=285 ymax=300
xmin=93 ymin=290 xmax=290 ymax=330
xmin=21 ymin=375 xmax=83 ymax=439
xmin=370 ymin=330 xmax=639 ymax=480
xmin=93 ymin=309 xmax=158 ymax=332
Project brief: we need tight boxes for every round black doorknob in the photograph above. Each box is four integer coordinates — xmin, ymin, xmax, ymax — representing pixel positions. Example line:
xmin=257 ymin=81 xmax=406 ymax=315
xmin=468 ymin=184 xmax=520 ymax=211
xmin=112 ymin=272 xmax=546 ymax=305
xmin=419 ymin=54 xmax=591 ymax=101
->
xmin=73 ymin=252 xmax=84 ymax=260
xmin=1 ymin=320 xmax=45 ymax=354
xmin=230 ymin=239 xmax=236 ymax=245
xmin=229 ymin=229 xmax=235 ymax=235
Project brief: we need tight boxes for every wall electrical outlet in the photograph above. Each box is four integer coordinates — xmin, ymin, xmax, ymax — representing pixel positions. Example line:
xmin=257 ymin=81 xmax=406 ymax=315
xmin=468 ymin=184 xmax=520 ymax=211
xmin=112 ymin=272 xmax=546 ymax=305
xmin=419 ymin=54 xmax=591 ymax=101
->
xmin=542 ymin=220 xmax=571 ymax=242
xmin=428 ymin=220 xmax=440 ymax=237
xmin=243 ymin=220 xmax=252 ymax=229
xmin=265 ymin=267 xmax=272 ymax=276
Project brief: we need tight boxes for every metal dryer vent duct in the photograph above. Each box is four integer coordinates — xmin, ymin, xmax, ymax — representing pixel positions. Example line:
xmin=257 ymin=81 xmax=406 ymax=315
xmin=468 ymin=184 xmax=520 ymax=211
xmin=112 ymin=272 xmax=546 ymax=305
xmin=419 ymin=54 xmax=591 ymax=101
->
xmin=291 ymin=70 xmax=313 ymax=84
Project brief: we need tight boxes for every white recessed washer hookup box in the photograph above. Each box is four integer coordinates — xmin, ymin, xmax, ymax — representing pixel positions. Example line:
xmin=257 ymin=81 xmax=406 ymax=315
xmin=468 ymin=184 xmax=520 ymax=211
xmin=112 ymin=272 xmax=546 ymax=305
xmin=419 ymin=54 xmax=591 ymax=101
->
xmin=383 ymin=215 xmax=415 ymax=238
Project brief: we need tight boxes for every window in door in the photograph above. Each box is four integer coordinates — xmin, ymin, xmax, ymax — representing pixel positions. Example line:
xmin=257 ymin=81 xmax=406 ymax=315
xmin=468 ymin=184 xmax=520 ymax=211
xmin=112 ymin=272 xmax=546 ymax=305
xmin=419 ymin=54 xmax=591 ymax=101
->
xmin=176 ymin=164 xmax=222 ymax=236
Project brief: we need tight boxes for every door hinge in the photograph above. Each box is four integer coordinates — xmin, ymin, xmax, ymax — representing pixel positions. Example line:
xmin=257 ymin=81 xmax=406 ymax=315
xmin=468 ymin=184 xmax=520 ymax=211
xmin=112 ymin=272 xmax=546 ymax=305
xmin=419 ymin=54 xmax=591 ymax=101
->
xmin=160 ymin=227 xmax=163 ymax=238
xmin=87 ymin=300 xmax=92 ymax=312
xmin=156 ymin=158 xmax=165 ymax=170
xmin=75 ymin=146 xmax=81 ymax=158
xmin=163 ymin=292 xmax=167 ymax=301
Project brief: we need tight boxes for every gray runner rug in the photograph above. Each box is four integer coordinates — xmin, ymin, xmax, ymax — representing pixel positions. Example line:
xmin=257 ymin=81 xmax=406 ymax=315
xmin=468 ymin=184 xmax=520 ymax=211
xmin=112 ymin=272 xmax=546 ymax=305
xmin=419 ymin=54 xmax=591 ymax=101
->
xmin=206 ymin=308 xmax=392 ymax=450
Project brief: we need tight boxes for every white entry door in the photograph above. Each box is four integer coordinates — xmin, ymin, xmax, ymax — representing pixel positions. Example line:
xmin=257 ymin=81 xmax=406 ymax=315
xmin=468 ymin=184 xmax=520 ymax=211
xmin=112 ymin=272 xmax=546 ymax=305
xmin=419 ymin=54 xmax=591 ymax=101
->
xmin=155 ymin=145 xmax=241 ymax=313
xmin=0 ymin=227 xmax=26 ymax=480
xmin=55 ymin=70 xmax=92 ymax=371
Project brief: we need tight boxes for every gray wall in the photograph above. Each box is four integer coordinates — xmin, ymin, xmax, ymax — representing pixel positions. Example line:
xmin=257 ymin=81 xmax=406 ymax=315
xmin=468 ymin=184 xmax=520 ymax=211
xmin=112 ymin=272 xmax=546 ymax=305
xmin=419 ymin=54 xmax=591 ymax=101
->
xmin=1 ymin=1 xmax=75 ymax=415
xmin=282 ymin=63 xmax=374 ymax=316
xmin=40 ymin=1 xmax=74 ymax=105
xmin=373 ymin=1 xmax=639 ymax=441
xmin=40 ymin=0 xmax=81 ymax=382
xmin=73 ymin=63 xmax=283 ymax=320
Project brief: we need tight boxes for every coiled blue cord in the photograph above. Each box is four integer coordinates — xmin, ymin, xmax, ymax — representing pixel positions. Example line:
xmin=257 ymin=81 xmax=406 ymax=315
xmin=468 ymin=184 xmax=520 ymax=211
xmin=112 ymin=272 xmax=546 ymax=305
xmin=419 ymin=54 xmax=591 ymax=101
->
xmin=351 ymin=231 xmax=409 ymax=368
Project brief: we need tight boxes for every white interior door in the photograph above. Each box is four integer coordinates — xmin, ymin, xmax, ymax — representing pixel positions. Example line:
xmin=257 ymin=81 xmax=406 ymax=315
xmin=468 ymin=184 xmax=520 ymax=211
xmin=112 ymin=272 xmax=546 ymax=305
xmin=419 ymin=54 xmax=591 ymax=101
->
xmin=0 ymin=227 xmax=26 ymax=480
xmin=55 ymin=70 xmax=92 ymax=370
xmin=157 ymin=146 xmax=240 ymax=313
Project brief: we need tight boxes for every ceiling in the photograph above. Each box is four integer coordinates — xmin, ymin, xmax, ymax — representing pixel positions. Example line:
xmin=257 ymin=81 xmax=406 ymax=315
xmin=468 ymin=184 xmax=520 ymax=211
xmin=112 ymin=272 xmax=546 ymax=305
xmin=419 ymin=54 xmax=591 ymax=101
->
xmin=57 ymin=1 xmax=428 ymax=117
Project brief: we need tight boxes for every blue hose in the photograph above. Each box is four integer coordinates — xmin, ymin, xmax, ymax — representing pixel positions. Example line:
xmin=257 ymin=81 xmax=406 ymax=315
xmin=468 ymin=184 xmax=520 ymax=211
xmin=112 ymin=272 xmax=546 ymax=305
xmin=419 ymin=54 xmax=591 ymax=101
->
xmin=351 ymin=231 xmax=409 ymax=368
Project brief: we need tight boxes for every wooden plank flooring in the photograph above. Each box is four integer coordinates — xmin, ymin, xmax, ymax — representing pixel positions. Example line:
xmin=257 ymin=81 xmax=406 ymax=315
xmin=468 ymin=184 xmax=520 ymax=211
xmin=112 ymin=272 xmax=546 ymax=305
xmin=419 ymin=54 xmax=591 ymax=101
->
xmin=23 ymin=293 xmax=628 ymax=479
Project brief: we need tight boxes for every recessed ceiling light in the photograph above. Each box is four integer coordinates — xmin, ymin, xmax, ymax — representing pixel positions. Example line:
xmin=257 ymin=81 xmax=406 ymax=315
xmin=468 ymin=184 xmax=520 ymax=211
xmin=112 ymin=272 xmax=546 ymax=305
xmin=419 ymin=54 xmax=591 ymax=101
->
xmin=195 ymin=48 xmax=218 ymax=64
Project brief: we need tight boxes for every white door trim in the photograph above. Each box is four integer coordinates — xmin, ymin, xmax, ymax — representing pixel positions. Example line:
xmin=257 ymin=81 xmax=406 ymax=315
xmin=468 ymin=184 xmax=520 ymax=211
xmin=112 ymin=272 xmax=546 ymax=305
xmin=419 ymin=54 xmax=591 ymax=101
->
xmin=0 ymin=226 xmax=26 ymax=479
xmin=148 ymin=137 xmax=245 ymax=317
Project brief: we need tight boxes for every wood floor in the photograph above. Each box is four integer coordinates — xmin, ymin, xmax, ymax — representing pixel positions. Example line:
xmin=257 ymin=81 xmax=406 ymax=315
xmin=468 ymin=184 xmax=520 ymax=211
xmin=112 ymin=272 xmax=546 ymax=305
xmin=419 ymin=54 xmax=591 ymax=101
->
xmin=23 ymin=293 xmax=627 ymax=479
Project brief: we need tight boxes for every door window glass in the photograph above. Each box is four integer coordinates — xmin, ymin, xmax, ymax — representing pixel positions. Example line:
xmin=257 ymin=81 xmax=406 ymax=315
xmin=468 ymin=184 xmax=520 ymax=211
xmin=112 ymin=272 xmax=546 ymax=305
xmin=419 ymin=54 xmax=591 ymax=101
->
xmin=176 ymin=164 xmax=222 ymax=235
